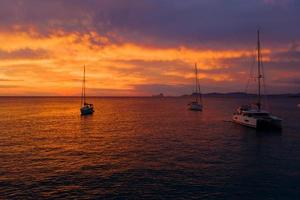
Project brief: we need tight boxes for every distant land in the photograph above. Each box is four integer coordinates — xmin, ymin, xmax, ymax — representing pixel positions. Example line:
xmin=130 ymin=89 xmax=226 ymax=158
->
xmin=180 ymin=92 xmax=300 ymax=98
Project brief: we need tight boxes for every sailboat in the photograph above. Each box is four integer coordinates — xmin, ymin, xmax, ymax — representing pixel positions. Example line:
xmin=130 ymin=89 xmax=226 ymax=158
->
xmin=232 ymin=30 xmax=282 ymax=130
xmin=188 ymin=63 xmax=203 ymax=111
xmin=80 ymin=65 xmax=94 ymax=115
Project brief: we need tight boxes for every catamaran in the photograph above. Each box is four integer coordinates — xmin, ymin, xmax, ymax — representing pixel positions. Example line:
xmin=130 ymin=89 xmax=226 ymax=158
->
xmin=188 ymin=63 xmax=203 ymax=111
xmin=232 ymin=30 xmax=282 ymax=130
xmin=80 ymin=65 xmax=94 ymax=115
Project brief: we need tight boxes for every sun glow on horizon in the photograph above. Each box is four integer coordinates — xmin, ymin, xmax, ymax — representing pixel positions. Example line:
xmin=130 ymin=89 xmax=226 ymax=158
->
xmin=0 ymin=28 xmax=297 ymax=96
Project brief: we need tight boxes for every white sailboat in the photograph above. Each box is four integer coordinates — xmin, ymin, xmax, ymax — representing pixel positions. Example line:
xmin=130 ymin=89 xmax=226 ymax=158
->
xmin=80 ymin=65 xmax=94 ymax=115
xmin=188 ymin=63 xmax=203 ymax=111
xmin=232 ymin=30 xmax=282 ymax=130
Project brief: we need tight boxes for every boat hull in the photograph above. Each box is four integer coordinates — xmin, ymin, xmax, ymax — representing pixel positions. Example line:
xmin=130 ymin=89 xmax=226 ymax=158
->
xmin=80 ymin=107 xmax=94 ymax=115
xmin=233 ymin=114 xmax=282 ymax=130
xmin=256 ymin=118 xmax=282 ymax=130
xmin=189 ymin=103 xmax=203 ymax=111
xmin=233 ymin=114 xmax=256 ymax=128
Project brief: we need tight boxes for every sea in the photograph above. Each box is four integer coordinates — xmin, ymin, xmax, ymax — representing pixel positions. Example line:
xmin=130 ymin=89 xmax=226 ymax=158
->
xmin=0 ymin=97 xmax=299 ymax=199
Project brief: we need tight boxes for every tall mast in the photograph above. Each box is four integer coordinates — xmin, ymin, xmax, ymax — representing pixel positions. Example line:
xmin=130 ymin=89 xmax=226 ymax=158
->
xmin=83 ymin=65 xmax=86 ymax=105
xmin=257 ymin=30 xmax=262 ymax=110
xmin=195 ymin=63 xmax=198 ymax=103
xmin=81 ymin=66 xmax=84 ymax=106
xmin=198 ymin=64 xmax=202 ymax=104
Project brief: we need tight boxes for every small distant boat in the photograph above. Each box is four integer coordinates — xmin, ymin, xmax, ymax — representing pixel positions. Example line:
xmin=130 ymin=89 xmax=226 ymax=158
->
xmin=188 ymin=63 xmax=203 ymax=111
xmin=232 ymin=30 xmax=282 ymax=130
xmin=80 ymin=65 xmax=94 ymax=115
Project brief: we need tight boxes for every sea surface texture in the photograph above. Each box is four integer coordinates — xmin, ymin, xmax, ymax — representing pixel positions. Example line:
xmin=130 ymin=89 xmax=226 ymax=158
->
xmin=0 ymin=97 xmax=299 ymax=199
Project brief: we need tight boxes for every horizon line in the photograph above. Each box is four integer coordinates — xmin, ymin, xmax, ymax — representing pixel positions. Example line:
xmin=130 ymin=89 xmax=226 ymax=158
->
xmin=0 ymin=92 xmax=299 ymax=98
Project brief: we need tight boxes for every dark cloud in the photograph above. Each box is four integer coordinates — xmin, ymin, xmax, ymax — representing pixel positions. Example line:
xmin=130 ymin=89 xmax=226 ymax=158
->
xmin=274 ymin=77 xmax=300 ymax=85
xmin=0 ymin=48 xmax=49 ymax=59
xmin=131 ymin=80 xmax=248 ymax=95
xmin=213 ymin=47 xmax=300 ymax=74
xmin=112 ymin=59 xmax=242 ymax=76
xmin=1 ymin=0 xmax=299 ymax=48
xmin=271 ymin=47 xmax=300 ymax=62
xmin=111 ymin=59 xmax=189 ymax=75
xmin=1 ymin=0 xmax=300 ymax=94
xmin=264 ymin=60 xmax=300 ymax=71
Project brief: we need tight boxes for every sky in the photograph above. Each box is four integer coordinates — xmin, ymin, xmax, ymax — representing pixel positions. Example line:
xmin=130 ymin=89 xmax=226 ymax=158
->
xmin=0 ymin=0 xmax=299 ymax=96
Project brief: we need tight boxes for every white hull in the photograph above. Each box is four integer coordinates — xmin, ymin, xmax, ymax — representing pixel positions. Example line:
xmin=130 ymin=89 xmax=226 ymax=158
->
xmin=233 ymin=114 xmax=257 ymax=128
xmin=233 ymin=114 xmax=282 ymax=130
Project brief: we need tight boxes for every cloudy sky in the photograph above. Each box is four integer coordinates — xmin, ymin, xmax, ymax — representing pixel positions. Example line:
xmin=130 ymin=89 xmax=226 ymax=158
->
xmin=0 ymin=0 xmax=299 ymax=96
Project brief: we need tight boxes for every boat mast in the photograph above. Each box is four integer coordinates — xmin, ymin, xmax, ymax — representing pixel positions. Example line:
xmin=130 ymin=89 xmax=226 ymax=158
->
xmin=195 ymin=63 xmax=199 ymax=103
xmin=82 ymin=65 xmax=86 ymax=105
xmin=81 ymin=66 xmax=83 ymax=106
xmin=257 ymin=30 xmax=262 ymax=110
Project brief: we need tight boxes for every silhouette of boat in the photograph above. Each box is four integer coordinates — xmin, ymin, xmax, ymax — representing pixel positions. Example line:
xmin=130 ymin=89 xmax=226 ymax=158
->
xmin=188 ymin=63 xmax=203 ymax=111
xmin=80 ymin=65 xmax=94 ymax=115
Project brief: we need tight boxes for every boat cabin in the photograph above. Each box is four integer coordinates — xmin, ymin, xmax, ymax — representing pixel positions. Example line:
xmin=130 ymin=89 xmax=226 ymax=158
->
xmin=235 ymin=105 xmax=270 ymax=118
xmin=84 ymin=102 xmax=93 ymax=107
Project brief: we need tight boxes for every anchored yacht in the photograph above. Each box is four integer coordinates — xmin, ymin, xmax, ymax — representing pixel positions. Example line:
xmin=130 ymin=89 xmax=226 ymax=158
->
xmin=80 ymin=65 xmax=94 ymax=115
xmin=188 ymin=63 xmax=203 ymax=111
xmin=232 ymin=30 xmax=282 ymax=130
xmin=233 ymin=105 xmax=282 ymax=129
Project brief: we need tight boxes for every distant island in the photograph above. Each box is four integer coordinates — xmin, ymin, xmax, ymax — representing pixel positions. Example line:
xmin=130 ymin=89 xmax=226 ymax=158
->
xmin=180 ymin=92 xmax=300 ymax=98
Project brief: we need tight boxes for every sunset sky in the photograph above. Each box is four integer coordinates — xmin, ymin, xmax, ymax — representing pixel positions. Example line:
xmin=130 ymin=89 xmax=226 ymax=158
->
xmin=0 ymin=0 xmax=299 ymax=96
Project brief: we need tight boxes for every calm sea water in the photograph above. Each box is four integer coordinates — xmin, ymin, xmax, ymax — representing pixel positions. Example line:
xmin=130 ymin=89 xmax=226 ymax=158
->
xmin=0 ymin=97 xmax=299 ymax=199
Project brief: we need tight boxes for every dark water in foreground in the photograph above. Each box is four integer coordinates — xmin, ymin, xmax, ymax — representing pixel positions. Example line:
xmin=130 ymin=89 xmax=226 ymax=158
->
xmin=0 ymin=97 xmax=299 ymax=199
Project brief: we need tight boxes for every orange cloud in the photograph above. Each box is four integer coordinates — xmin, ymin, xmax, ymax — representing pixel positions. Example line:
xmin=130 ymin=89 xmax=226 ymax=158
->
xmin=0 ymin=29 xmax=287 ymax=96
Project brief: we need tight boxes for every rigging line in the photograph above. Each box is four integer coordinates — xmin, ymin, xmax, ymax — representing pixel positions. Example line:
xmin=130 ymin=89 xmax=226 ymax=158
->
xmin=195 ymin=63 xmax=198 ymax=102
xmin=261 ymin=52 xmax=271 ymax=111
xmin=245 ymin=47 xmax=256 ymax=93
xmin=197 ymin=65 xmax=203 ymax=104
xmin=245 ymin=43 xmax=257 ymax=105
xmin=84 ymin=65 xmax=85 ymax=104
xmin=81 ymin=65 xmax=84 ymax=107
xmin=198 ymin=79 xmax=203 ymax=104
xmin=257 ymin=29 xmax=262 ymax=110
xmin=258 ymin=30 xmax=270 ymax=111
